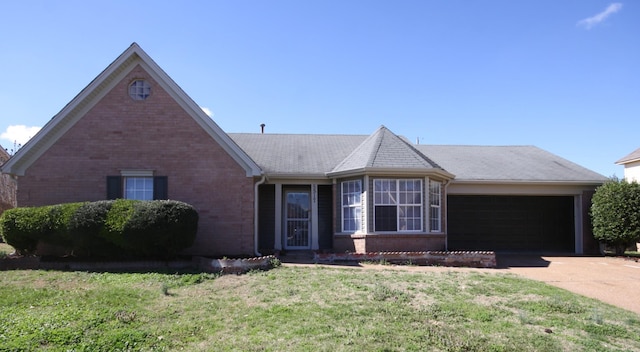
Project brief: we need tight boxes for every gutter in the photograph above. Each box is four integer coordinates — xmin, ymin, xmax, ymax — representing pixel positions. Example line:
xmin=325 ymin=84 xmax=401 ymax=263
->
xmin=253 ymin=175 xmax=267 ymax=256
xmin=448 ymin=179 xmax=608 ymax=186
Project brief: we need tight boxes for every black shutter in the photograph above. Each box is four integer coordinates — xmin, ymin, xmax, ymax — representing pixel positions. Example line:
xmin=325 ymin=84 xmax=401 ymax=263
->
xmin=106 ymin=176 xmax=122 ymax=199
xmin=153 ymin=176 xmax=168 ymax=200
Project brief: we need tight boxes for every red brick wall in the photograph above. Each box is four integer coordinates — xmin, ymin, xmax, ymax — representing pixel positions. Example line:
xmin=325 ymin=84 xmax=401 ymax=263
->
xmin=334 ymin=234 xmax=446 ymax=253
xmin=17 ymin=65 xmax=255 ymax=256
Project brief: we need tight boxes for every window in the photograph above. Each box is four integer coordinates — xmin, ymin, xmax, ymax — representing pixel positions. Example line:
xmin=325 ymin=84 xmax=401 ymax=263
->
xmin=125 ymin=177 xmax=153 ymax=200
xmin=106 ymin=173 xmax=167 ymax=200
xmin=374 ymin=179 xmax=422 ymax=232
xmin=129 ymin=80 xmax=151 ymax=100
xmin=429 ymin=181 xmax=441 ymax=232
xmin=341 ymin=180 xmax=362 ymax=232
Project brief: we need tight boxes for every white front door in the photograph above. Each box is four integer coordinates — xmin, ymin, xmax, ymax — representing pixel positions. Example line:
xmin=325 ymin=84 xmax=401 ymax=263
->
xmin=284 ymin=191 xmax=311 ymax=249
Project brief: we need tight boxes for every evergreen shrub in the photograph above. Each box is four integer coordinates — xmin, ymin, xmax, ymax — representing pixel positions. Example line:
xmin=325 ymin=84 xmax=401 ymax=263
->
xmin=0 ymin=200 xmax=199 ymax=258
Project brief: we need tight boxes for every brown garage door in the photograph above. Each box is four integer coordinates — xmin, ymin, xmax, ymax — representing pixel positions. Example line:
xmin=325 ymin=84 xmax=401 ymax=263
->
xmin=447 ymin=196 xmax=575 ymax=252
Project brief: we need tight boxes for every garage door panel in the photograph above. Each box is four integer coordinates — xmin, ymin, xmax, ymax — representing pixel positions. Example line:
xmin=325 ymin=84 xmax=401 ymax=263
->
xmin=448 ymin=196 xmax=574 ymax=252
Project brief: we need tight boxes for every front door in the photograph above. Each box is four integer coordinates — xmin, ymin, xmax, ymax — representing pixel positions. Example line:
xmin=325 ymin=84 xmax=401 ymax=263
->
xmin=284 ymin=190 xmax=311 ymax=249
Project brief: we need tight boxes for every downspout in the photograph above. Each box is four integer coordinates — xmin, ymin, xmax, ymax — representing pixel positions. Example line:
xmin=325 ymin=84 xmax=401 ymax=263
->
xmin=254 ymin=175 xmax=267 ymax=256
xmin=443 ymin=179 xmax=451 ymax=251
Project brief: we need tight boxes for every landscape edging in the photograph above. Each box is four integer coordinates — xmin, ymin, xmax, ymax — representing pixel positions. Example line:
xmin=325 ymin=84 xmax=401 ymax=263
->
xmin=313 ymin=251 xmax=497 ymax=268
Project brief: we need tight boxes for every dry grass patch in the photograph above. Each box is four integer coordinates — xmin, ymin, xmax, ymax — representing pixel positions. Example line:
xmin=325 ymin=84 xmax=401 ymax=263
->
xmin=1 ymin=265 xmax=640 ymax=351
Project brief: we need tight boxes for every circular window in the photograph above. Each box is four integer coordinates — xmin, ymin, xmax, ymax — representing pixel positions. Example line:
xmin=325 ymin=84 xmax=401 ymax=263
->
xmin=129 ymin=80 xmax=151 ymax=100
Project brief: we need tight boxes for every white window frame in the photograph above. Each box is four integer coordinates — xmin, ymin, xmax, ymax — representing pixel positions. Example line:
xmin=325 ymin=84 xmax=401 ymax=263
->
xmin=373 ymin=179 xmax=423 ymax=232
xmin=429 ymin=181 xmax=442 ymax=232
xmin=121 ymin=170 xmax=154 ymax=201
xmin=341 ymin=180 xmax=362 ymax=233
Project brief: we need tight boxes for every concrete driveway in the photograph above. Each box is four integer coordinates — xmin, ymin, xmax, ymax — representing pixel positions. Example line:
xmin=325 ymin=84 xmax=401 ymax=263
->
xmin=496 ymin=254 xmax=640 ymax=315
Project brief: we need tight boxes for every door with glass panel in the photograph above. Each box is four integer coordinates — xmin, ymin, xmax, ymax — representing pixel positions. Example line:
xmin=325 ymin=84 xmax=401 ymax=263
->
xmin=284 ymin=190 xmax=311 ymax=249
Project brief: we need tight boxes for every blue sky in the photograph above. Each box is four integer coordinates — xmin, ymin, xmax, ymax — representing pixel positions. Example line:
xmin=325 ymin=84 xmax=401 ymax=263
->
xmin=0 ymin=1 xmax=637 ymax=178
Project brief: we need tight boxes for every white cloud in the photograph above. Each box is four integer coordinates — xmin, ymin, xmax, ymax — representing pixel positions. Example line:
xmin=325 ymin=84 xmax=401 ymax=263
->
xmin=577 ymin=3 xmax=623 ymax=29
xmin=201 ymin=107 xmax=213 ymax=117
xmin=0 ymin=125 xmax=41 ymax=147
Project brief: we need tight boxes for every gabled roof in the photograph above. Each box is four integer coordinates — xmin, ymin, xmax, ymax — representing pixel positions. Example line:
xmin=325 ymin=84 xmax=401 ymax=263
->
xmin=416 ymin=145 xmax=607 ymax=183
xmin=0 ymin=43 xmax=262 ymax=177
xmin=328 ymin=126 xmax=452 ymax=178
xmin=615 ymin=147 xmax=640 ymax=165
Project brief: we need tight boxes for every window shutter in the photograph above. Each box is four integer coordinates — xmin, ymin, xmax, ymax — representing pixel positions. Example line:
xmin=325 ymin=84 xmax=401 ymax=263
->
xmin=153 ymin=176 xmax=168 ymax=200
xmin=106 ymin=176 xmax=122 ymax=199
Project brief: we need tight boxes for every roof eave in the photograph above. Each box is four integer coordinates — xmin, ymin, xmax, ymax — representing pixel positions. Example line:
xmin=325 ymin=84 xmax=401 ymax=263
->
xmin=450 ymin=179 xmax=607 ymax=186
xmin=264 ymin=172 xmax=330 ymax=180
xmin=327 ymin=167 xmax=455 ymax=179
xmin=615 ymin=157 xmax=640 ymax=165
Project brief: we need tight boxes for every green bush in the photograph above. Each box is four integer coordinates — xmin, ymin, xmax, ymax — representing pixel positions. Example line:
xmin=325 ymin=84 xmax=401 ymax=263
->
xmin=100 ymin=199 xmax=138 ymax=250
xmin=68 ymin=200 xmax=120 ymax=257
xmin=591 ymin=178 xmax=640 ymax=255
xmin=43 ymin=203 xmax=85 ymax=247
xmin=0 ymin=208 xmax=40 ymax=254
xmin=0 ymin=200 xmax=199 ymax=258
xmin=124 ymin=200 xmax=198 ymax=257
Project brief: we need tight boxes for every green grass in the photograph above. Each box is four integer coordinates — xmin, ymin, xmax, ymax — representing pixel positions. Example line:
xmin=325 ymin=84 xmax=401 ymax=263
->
xmin=1 ymin=266 xmax=640 ymax=351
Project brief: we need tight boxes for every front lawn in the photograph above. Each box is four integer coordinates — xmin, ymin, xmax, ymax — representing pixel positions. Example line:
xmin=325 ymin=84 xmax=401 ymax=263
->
xmin=1 ymin=265 xmax=639 ymax=351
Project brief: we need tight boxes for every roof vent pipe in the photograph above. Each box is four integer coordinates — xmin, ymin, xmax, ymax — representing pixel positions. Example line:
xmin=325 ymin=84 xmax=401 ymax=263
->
xmin=260 ymin=123 xmax=266 ymax=134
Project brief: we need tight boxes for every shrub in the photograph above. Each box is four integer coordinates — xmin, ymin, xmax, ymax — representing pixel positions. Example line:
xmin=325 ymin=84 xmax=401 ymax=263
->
xmin=0 ymin=208 xmax=40 ymax=254
xmin=591 ymin=178 xmax=640 ymax=255
xmin=100 ymin=199 xmax=137 ymax=251
xmin=0 ymin=203 xmax=88 ymax=255
xmin=0 ymin=200 xmax=199 ymax=258
xmin=124 ymin=200 xmax=198 ymax=257
xmin=43 ymin=202 xmax=84 ymax=247
xmin=68 ymin=200 xmax=120 ymax=257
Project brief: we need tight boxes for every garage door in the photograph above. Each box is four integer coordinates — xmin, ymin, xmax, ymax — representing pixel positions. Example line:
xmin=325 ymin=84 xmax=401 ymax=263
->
xmin=447 ymin=196 xmax=575 ymax=252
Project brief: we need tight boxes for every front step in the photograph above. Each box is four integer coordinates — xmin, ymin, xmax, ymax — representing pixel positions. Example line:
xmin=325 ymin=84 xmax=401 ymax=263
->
xmin=277 ymin=250 xmax=315 ymax=263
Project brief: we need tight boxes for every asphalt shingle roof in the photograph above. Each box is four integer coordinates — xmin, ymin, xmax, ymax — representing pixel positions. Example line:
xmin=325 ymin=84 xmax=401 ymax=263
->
xmin=616 ymin=147 xmax=640 ymax=165
xmin=230 ymin=129 xmax=606 ymax=183
xmin=415 ymin=145 xmax=607 ymax=182
xmin=331 ymin=126 xmax=442 ymax=173
xmin=229 ymin=133 xmax=367 ymax=175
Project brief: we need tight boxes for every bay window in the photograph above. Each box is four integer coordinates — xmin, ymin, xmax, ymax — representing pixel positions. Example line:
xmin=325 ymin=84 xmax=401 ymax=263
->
xmin=341 ymin=180 xmax=362 ymax=232
xmin=374 ymin=179 xmax=422 ymax=232
xmin=429 ymin=181 xmax=442 ymax=232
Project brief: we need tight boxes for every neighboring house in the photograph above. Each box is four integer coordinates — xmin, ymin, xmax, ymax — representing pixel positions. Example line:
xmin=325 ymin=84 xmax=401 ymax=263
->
xmin=615 ymin=148 xmax=640 ymax=182
xmin=0 ymin=146 xmax=17 ymax=216
xmin=0 ymin=43 xmax=608 ymax=256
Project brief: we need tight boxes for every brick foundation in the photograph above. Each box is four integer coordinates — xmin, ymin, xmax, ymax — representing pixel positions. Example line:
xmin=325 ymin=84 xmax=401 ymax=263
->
xmin=334 ymin=234 xmax=446 ymax=253
xmin=314 ymin=251 xmax=497 ymax=268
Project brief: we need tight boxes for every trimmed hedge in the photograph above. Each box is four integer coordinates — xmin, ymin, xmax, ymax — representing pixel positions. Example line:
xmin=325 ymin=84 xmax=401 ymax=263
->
xmin=0 ymin=200 xmax=198 ymax=258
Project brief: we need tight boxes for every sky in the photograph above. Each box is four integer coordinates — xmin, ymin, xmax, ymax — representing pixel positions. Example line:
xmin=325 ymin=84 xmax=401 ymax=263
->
xmin=0 ymin=1 xmax=638 ymax=178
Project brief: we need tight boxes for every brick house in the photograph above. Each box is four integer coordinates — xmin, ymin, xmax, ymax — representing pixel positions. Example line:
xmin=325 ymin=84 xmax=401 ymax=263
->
xmin=0 ymin=44 xmax=607 ymax=256
xmin=0 ymin=147 xmax=16 ymax=216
